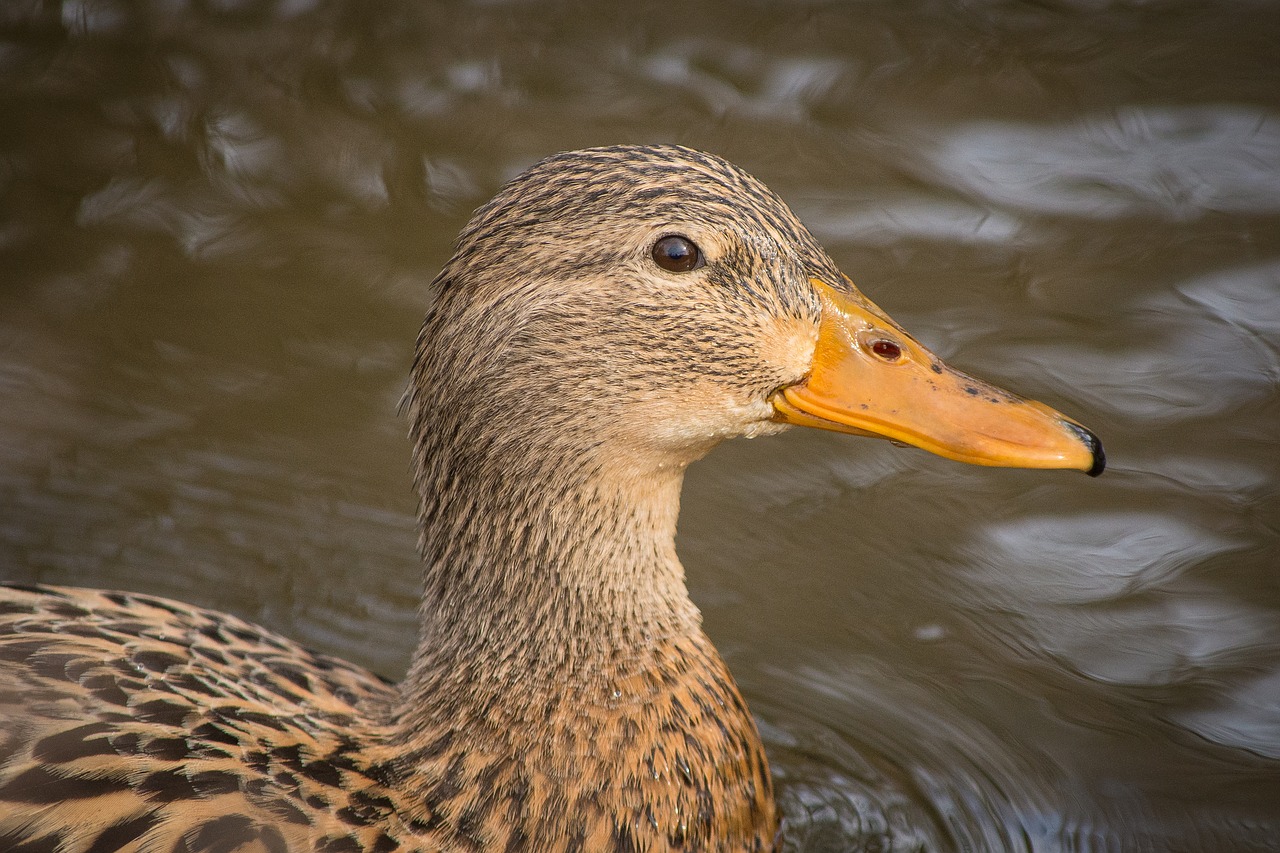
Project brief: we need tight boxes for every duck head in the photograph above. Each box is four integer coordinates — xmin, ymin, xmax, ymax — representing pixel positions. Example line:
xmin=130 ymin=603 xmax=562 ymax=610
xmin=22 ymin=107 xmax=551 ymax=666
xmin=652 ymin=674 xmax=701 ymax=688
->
xmin=413 ymin=144 xmax=1103 ymax=482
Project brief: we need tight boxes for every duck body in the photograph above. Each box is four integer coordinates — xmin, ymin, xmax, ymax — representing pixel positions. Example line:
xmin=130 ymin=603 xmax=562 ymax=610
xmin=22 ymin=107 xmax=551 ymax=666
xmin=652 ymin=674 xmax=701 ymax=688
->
xmin=0 ymin=145 xmax=1101 ymax=851
xmin=0 ymin=584 xmax=406 ymax=851
xmin=0 ymin=584 xmax=769 ymax=850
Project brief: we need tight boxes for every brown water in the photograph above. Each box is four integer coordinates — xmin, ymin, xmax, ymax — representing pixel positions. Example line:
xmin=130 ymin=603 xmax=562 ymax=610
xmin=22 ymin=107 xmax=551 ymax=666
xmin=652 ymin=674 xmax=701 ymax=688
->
xmin=3 ymin=2 xmax=1279 ymax=850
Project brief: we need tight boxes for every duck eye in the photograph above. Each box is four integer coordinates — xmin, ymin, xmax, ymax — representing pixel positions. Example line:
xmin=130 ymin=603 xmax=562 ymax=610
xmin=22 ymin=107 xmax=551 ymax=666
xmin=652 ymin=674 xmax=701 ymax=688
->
xmin=652 ymin=235 xmax=703 ymax=273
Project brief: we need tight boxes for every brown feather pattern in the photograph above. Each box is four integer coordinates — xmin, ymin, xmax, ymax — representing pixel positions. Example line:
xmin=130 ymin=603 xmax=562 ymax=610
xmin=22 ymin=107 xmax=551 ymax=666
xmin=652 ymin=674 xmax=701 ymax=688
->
xmin=0 ymin=145 xmax=861 ymax=851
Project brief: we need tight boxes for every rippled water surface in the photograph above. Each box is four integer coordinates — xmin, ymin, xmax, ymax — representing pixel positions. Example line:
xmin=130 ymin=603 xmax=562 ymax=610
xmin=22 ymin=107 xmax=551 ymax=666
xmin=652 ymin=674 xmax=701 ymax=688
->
xmin=3 ymin=2 xmax=1278 ymax=850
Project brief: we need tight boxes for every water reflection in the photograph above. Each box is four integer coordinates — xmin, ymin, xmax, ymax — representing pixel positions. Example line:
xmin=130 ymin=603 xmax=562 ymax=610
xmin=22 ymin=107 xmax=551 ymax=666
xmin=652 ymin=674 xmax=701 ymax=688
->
xmin=807 ymin=196 xmax=1024 ymax=245
xmin=976 ymin=511 xmax=1244 ymax=603
xmin=1180 ymin=668 xmax=1280 ymax=761
xmin=929 ymin=107 xmax=1280 ymax=219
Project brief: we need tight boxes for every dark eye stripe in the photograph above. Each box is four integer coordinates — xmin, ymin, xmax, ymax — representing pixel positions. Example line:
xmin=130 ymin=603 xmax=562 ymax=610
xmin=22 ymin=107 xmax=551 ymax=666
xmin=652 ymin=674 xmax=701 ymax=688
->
xmin=652 ymin=236 xmax=703 ymax=273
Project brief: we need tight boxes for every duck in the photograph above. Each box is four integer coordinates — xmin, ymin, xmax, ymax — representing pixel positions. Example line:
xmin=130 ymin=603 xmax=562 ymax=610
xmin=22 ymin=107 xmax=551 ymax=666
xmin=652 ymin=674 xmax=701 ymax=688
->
xmin=0 ymin=144 xmax=1103 ymax=853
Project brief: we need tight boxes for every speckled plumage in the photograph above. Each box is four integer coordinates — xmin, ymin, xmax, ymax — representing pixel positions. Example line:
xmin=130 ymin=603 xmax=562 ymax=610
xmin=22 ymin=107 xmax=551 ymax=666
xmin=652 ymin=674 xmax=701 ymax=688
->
xmin=0 ymin=584 xmax=769 ymax=851
xmin=0 ymin=145 xmax=839 ymax=852
xmin=0 ymin=144 xmax=1045 ymax=852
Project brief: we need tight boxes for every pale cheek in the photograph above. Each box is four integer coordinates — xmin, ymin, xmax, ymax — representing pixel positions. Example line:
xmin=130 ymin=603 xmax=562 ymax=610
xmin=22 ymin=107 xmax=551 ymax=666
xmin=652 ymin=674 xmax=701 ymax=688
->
xmin=741 ymin=419 xmax=790 ymax=439
xmin=709 ymin=396 xmax=779 ymax=438
xmin=656 ymin=393 xmax=763 ymax=442
xmin=762 ymin=316 xmax=820 ymax=383
xmin=609 ymin=314 xmax=818 ymax=458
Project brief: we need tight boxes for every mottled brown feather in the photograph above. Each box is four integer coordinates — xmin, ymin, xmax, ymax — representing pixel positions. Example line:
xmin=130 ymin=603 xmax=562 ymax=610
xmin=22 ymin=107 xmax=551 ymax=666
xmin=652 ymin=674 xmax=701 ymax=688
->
xmin=0 ymin=145 xmax=857 ymax=851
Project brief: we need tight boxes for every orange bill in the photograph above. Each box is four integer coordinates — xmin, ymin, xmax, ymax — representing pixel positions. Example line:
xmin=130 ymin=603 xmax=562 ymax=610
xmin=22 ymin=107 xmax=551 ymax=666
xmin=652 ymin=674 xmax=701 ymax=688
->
xmin=772 ymin=279 xmax=1104 ymax=475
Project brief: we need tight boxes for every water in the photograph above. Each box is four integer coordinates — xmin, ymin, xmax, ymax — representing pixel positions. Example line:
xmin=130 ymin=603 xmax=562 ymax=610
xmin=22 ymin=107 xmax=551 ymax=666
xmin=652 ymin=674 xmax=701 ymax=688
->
xmin=2 ymin=1 xmax=1278 ymax=849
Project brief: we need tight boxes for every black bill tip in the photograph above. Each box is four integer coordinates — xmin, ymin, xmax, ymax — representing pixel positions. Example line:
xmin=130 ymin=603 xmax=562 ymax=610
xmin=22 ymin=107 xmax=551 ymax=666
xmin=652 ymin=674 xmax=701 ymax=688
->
xmin=1063 ymin=420 xmax=1106 ymax=477
xmin=1081 ymin=428 xmax=1106 ymax=477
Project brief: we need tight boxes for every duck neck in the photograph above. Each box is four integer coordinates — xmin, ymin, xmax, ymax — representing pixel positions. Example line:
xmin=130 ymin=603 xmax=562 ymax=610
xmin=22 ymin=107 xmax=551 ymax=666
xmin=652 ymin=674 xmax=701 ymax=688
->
xmin=387 ymin=432 xmax=776 ymax=848
xmin=394 ymin=436 xmax=706 ymax=732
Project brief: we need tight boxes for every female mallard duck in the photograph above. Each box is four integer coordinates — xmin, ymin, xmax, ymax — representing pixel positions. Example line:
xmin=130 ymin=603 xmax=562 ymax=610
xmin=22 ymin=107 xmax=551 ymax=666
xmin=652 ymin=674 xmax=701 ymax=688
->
xmin=0 ymin=145 xmax=1102 ymax=852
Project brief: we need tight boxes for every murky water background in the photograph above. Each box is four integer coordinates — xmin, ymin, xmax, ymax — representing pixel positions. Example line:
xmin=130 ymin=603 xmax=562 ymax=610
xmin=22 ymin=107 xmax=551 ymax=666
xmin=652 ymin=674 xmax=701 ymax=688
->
xmin=3 ymin=1 xmax=1278 ymax=849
